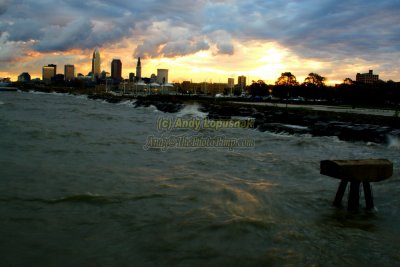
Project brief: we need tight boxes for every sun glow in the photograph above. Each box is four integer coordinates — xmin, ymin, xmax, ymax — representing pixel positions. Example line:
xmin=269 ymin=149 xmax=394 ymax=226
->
xmin=1 ymin=39 xmax=370 ymax=85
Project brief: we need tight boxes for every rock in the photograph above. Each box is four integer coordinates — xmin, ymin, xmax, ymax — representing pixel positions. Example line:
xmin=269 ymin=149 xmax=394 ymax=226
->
xmin=134 ymin=98 xmax=184 ymax=113
xmin=154 ymin=102 xmax=184 ymax=113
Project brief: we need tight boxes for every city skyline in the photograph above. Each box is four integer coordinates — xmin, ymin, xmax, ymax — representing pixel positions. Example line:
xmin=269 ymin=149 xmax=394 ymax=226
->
xmin=1 ymin=1 xmax=400 ymax=84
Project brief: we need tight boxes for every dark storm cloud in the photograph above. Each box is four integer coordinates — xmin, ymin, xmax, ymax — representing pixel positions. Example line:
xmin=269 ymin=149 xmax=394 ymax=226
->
xmin=0 ymin=0 xmax=399 ymax=64
xmin=272 ymin=1 xmax=400 ymax=59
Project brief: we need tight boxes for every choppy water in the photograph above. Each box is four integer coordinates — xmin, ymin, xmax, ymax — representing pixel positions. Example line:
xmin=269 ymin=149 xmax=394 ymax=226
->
xmin=0 ymin=91 xmax=399 ymax=267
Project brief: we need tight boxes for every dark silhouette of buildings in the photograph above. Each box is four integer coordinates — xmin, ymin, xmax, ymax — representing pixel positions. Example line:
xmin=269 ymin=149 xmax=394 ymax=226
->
xmin=18 ymin=72 xmax=31 ymax=82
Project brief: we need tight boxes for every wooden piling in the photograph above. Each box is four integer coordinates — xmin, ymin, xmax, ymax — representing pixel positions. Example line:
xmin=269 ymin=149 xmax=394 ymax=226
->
xmin=333 ymin=179 xmax=348 ymax=207
xmin=321 ymin=159 xmax=393 ymax=211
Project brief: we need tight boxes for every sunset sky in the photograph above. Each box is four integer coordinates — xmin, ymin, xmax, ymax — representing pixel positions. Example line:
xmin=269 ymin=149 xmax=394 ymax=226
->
xmin=1 ymin=0 xmax=399 ymax=85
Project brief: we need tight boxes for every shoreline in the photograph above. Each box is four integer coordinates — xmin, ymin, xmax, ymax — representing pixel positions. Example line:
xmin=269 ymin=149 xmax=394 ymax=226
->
xmin=16 ymin=87 xmax=400 ymax=145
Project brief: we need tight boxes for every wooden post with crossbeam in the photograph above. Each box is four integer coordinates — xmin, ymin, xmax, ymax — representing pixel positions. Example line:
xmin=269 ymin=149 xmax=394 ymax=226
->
xmin=320 ymin=159 xmax=393 ymax=211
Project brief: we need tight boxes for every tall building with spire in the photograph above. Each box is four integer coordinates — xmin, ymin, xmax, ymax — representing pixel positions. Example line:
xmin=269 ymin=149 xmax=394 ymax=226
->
xmin=136 ymin=57 xmax=141 ymax=81
xmin=92 ymin=47 xmax=101 ymax=81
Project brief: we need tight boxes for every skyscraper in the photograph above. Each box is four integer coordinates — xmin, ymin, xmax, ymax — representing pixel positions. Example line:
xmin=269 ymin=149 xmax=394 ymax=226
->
xmin=92 ymin=47 xmax=101 ymax=81
xmin=136 ymin=57 xmax=142 ymax=81
xmin=111 ymin=59 xmax=122 ymax=81
xmin=64 ymin=64 xmax=75 ymax=81
xmin=156 ymin=69 xmax=168 ymax=84
xmin=42 ymin=64 xmax=56 ymax=82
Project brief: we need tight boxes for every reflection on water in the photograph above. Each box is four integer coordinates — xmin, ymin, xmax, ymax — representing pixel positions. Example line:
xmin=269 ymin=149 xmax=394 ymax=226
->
xmin=0 ymin=91 xmax=399 ymax=266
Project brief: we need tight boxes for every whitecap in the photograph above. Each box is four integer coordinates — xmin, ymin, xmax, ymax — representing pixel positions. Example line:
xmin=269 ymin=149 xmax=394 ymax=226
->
xmin=387 ymin=135 xmax=400 ymax=149
xmin=117 ymin=100 xmax=136 ymax=108
xmin=281 ymin=124 xmax=309 ymax=130
xmin=176 ymin=104 xmax=208 ymax=118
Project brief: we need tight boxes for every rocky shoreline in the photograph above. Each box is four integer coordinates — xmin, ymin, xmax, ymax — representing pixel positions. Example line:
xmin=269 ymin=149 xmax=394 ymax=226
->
xmin=18 ymin=87 xmax=399 ymax=145
xmin=84 ymin=93 xmax=400 ymax=145
xmin=201 ymin=101 xmax=400 ymax=144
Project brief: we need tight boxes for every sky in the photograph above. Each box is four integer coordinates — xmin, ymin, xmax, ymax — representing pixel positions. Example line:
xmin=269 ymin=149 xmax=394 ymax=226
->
xmin=1 ymin=0 xmax=400 ymax=85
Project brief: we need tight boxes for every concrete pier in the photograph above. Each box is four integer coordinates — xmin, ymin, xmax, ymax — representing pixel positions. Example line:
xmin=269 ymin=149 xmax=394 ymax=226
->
xmin=320 ymin=159 xmax=393 ymax=211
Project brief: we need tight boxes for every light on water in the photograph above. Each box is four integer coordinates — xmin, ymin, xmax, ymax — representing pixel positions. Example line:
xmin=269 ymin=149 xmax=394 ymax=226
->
xmin=0 ymin=91 xmax=399 ymax=266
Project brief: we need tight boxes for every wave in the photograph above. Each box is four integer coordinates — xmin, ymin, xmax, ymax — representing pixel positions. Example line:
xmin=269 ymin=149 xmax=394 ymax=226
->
xmin=73 ymin=94 xmax=88 ymax=100
xmin=281 ymin=124 xmax=309 ymax=130
xmin=387 ymin=135 xmax=400 ymax=149
xmin=0 ymin=101 xmax=4 ymax=105
xmin=0 ymin=193 xmax=169 ymax=205
xmin=117 ymin=100 xmax=136 ymax=108
xmin=176 ymin=104 xmax=208 ymax=118
xmin=28 ymin=90 xmax=69 ymax=97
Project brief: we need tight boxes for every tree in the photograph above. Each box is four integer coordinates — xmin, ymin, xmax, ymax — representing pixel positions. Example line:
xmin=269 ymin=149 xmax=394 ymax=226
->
xmin=249 ymin=80 xmax=268 ymax=96
xmin=233 ymin=85 xmax=242 ymax=96
xmin=303 ymin=73 xmax=326 ymax=88
xmin=274 ymin=72 xmax=299 ymax=100
xmin=275 ymin=72 xmax=299 ymax=86
xmin=302 ymin=73 xmax=326 ymax=100
xmin=343 ymin=78 xmax=353 ymax=85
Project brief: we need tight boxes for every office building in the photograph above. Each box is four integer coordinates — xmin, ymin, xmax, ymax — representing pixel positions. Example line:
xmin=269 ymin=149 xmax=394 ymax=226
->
xmin=92 ymin=47 xmax=101 ymax=81
xmin=238 ymin=75 xmax=246 ymax=90
xmin=111 ymin=59 xmax=122 ymax=81
xmin=42 ymin=64 xmax=56 ymax=82
xmin=64 ymin=64 xmax=75 ymax=81
xmin=157 ymin=69 xmax=168 ymax=84
xmin=356 ymin=70 xmax=379 ymax=84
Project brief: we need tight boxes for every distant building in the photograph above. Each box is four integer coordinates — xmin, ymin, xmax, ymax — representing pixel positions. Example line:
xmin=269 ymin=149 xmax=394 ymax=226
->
xmin=111 ymin=59 xmax=122 ymax=81
xmin=42 ymin=64 xmax=56 ymax=82
xmin=136 ymin=57 xmax=142 ymax=81
xmin=228 ymin=78 xmax=234 ymax=88
xmin=157 ymin=69 xmax=168 ymax=84
xmin=100 ymin=71 xmax=108 ymax=80
xmin=18 ymin=72 xmax=31 ymax=82
xmin=0 ymin=77 xmax=11 ymax=83
xmin=150 ymin=74 xmax=157 ymax=83
xmin=54 ymin=74 xmax=65 ymax=83
xmin=64 ymin=65 xmax=75 ymax=81
xmin=129 ymin=72 xmax=135 ymax=82
xmin=238 ymin=75 xmax=246 ymax=90
xmin=92 ymin=47 xmax=101 ymax=81
xmin=356 ymin=70 xmax=379 ymax=84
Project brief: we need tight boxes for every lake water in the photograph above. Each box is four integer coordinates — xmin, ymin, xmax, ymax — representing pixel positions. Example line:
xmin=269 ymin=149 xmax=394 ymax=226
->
xmin=0 ymin=91 xmax=399 ymax=266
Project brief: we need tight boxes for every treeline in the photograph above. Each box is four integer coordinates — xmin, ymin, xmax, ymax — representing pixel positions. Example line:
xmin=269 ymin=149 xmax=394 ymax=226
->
xmin=249 ymin=72 xmax=400 ymax=106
